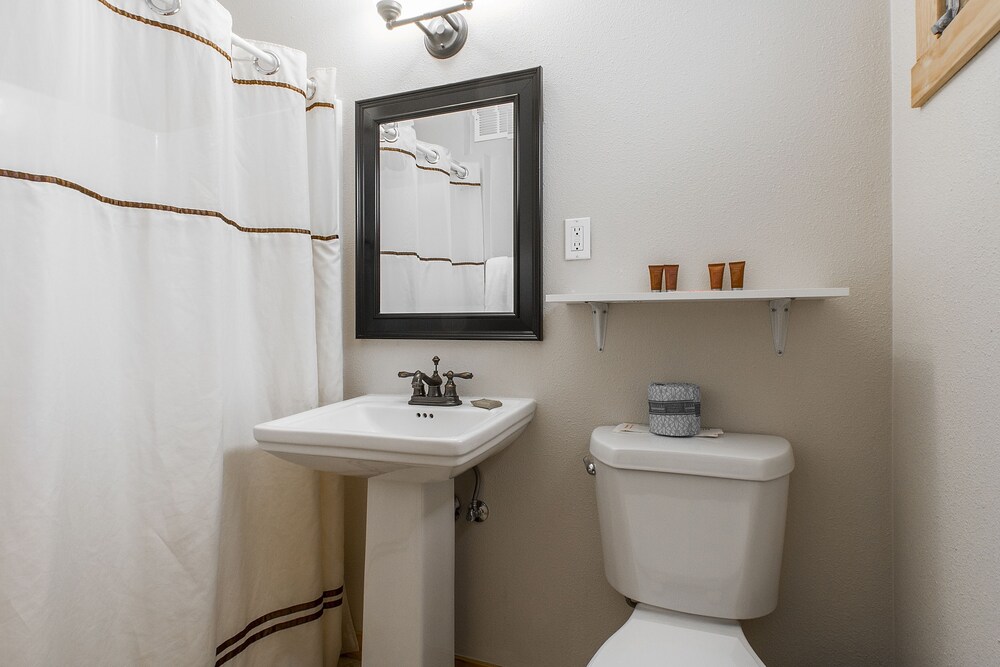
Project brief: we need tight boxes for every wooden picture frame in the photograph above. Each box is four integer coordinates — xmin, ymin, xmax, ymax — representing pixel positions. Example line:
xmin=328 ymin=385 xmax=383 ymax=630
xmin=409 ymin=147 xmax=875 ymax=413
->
xmin=912 ymin=0 xmax=1000 ymax=107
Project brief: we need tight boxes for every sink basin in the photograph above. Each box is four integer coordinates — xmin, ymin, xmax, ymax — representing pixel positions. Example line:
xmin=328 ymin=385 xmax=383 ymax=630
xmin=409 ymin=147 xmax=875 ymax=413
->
xmin=253 ymin=394 xmax=536 ymax=482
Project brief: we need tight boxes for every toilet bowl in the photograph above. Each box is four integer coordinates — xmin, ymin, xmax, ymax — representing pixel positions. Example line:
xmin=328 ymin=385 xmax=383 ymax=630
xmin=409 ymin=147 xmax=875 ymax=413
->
xmin=586 ymin=426 xmax=794 ymax=666
xmin=588 ymin=605 xmax=763 ymax=667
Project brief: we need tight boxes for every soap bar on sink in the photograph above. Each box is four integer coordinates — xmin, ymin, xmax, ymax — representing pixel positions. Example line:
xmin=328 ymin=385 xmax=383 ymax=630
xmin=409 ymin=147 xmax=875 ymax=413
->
xmin=471 ymin=399 xmax=503 ymax=410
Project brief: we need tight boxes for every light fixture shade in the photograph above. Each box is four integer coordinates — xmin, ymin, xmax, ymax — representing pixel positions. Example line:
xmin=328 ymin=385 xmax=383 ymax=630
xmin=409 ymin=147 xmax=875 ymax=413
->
xmin=376 ymin=0 xmax=402 ymax=22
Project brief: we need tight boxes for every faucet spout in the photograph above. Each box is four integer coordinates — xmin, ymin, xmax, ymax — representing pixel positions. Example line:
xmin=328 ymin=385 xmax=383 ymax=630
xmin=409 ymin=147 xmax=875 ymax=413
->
xmin=423 ymin=356 xmax=444 ymax=397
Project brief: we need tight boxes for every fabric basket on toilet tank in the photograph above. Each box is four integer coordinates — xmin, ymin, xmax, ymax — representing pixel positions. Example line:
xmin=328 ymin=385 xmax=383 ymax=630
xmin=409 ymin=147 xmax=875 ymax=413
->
xmin=648 ymin=383 xmax=700 ymax=437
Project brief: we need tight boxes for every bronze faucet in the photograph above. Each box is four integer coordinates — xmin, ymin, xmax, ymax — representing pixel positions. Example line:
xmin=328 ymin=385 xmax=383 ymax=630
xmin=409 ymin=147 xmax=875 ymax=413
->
xmin=398 ymin=356 xmax=473 ymax=407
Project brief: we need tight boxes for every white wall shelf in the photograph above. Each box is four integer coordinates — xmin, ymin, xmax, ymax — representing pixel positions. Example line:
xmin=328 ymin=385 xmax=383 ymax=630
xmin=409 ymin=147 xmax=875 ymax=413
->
xmin=545 ymin=288 xmax=850 ymax=355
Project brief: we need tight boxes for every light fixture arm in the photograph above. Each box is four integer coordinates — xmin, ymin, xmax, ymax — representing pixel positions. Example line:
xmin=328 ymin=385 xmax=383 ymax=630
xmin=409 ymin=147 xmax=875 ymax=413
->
xmin=414 ymin=21 xmax=434 ymax=39
xmin=380 ymin=1 xmax=472 ymax=30
xmin=376 ymin=0 xmax=474 ymax=59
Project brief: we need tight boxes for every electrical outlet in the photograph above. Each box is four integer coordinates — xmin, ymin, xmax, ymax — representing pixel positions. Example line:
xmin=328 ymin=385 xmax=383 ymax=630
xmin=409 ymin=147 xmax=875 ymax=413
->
xmin=565 ymin=217 xmax=591 ymax=260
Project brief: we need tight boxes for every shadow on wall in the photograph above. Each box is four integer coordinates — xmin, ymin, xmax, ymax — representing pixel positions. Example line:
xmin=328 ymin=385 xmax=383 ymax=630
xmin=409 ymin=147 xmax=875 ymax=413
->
xmin=893 ymin=349 xmax=948 ymax=646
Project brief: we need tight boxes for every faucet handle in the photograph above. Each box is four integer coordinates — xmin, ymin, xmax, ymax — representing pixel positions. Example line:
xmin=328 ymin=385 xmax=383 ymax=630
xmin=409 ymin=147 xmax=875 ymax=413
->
xmin=443 ymin=370 xmax=473 ymax=401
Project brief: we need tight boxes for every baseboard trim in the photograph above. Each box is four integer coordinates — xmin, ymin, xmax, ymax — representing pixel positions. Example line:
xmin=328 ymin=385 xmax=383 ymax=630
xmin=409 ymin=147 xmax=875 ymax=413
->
xmin=342 ymin=634 xmax=500 ymax=667
xmin=341 ymin=654 xmax=499 ymax=666
xmin=456 ymin=657 xmax=501 ymax=667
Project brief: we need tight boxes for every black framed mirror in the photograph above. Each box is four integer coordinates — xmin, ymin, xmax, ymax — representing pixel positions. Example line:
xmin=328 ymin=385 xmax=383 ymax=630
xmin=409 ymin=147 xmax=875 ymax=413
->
xmin=356 ymin=68 xmax=541 ymax=340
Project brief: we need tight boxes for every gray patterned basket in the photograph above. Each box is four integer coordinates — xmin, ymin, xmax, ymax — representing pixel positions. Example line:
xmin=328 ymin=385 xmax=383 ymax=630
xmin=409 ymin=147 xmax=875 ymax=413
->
xmin=648 ymin=382 xmax=701 ymax=437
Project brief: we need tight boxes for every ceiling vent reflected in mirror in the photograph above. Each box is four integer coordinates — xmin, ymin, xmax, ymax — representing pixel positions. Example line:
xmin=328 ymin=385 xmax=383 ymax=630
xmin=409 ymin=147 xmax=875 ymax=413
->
xmin=474 ymin=105 xmax=514 ymax=142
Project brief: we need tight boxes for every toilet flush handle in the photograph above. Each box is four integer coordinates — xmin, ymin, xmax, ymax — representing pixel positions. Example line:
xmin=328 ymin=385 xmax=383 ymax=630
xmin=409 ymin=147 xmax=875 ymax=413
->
xmin=583 ymin=455 xmax=597 ymax=476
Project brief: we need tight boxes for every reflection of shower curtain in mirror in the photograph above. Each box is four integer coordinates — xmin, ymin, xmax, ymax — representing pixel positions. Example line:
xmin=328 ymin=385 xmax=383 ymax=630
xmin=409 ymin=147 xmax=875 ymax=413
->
xmin=379 ymin=123 xmax=486 ymax=313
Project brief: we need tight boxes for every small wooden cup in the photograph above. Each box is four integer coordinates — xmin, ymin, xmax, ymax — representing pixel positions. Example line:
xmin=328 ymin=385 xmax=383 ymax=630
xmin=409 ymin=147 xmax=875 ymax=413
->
xmin=729 ymin=261 xmax=746 ymax=290
xmin=708 ymin=263 xmax=725 ymax=290
xmin=648 ymin=264 xmax=664 ymax=291
xmin=663 ymin=264 xmax=679 ymax=291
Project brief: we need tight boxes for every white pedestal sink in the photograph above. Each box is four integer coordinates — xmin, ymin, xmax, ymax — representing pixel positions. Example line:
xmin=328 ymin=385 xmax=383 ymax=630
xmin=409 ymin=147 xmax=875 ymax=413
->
xmin=253 ymin=394 xmax=536 ymax=667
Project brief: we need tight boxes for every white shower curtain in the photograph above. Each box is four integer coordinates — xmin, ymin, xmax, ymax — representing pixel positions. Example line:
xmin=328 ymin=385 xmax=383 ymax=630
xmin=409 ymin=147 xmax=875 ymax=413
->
xmin=0 ymin=1 xmax=346 ymax=665
xmin=378 ymin=124 xmax=486 ymax=313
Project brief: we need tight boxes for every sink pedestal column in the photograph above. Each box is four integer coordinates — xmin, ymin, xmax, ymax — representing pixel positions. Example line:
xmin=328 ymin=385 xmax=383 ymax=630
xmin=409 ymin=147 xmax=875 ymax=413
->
xmin=363 ymin=478 xmax=455 ymax=667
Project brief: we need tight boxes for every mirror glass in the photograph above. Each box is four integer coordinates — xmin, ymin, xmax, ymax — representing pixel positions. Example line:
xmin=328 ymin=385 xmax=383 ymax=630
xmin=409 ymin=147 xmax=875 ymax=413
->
xmin=378 ymin=103 xmax=515 ymax=314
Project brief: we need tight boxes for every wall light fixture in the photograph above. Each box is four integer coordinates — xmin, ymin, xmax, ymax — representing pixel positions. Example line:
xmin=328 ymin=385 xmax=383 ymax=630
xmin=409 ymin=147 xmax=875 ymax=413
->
xmin=376 ymin=1 xmax=474 ymax=59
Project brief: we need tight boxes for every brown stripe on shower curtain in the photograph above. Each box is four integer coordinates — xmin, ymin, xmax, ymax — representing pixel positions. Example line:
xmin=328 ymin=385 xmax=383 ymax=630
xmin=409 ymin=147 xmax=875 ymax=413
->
xmin=379 ymin=146 xmax=417 ymax=160
xmin=95 ymin=0 xmax=232 ymax=63
xmin=416 ymin=164 xmax=452 ymax=177
xmin=378 ymin=148 xmax=481 ymax=184
xmin=306 ymin=102 xmax=337 ymax=112
xmin=233 ymin=78 xmax=307 ymax=99
xmin=215 ymin=588 xmax=344 ymax=666
xmin=381 ymin=250 xmax=486 ymax=267
xmin=0 ymin=169 xmax=316 ymax=236
xmin=95 ymin=0 xmax=318 ymax=104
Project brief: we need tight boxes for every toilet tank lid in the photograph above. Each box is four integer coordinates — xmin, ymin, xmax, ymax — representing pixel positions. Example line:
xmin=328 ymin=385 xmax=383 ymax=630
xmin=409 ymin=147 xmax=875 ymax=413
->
xmin=589 ymin=426 xmax=794 ymax=481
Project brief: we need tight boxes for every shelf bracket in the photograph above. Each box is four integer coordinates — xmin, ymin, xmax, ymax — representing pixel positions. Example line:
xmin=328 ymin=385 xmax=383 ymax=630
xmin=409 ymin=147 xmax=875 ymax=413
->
xmin=768 ymin=298 xmax=792 ymax=356
xmin=587 ymin=302 xmax=609 ymax=351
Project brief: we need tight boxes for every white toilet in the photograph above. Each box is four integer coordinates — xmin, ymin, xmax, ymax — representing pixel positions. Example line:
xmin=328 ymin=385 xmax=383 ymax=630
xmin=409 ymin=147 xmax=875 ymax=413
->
xmin=587 ymin=426 xmax=794 ymax=666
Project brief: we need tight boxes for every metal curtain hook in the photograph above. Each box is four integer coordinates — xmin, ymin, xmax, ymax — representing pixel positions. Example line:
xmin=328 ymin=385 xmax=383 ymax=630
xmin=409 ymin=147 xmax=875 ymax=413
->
xmin=253 ymin=49 xmax=281 ymax=76
xmin=305 ymin=77 xmax=317 ymax=101
xmin=145 ymin=0 xmax=181 ymax=16
xmin=380 ymin=123 xmax=400 ymax=143
xmin=425 ymin=149 xmax=440 ymax=164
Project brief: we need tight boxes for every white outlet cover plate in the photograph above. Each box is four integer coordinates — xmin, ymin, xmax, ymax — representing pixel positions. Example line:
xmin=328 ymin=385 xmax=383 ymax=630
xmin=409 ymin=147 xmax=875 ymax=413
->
xmin=565 ymin=217 xmax=591 ymax=260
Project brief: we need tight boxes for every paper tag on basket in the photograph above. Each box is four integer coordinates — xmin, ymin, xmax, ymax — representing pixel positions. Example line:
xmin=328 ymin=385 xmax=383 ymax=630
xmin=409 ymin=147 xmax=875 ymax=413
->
xmin=696 ymin=428 xmax=724 ymax=438
xmin=614 ymin=423 xmax=649 ymax=433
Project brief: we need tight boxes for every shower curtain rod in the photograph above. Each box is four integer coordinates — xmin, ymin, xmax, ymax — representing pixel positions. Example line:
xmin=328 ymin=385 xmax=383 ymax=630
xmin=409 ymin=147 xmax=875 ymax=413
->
xmin=380 ymin=122 xmax=470 ymax=179
xmin=231 ymin=33 xmax=280 ymax=74
xmin=230 ymin=35 xmax=317 ymax=99
xmin=415 ymin=141 xmax=469 ymax=180
xmin=232 ymin=32 xmax=281 ymax=74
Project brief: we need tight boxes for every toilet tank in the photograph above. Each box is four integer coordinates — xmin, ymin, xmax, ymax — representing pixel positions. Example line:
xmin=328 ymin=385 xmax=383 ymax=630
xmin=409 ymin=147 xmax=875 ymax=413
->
xmin=589 ymin=426 xmax=794 ymax=620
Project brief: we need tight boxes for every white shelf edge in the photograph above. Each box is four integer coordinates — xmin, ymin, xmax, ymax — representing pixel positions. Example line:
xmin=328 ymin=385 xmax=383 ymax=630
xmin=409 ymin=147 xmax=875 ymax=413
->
xmin=545 ymin=288 xmax=850 ymax=355
xmin=546 ymin=287 xmax=849 ymax=304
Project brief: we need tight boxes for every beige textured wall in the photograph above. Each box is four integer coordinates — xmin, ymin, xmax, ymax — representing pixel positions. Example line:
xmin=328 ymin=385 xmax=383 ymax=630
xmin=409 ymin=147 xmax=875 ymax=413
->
xmin=891 ymin=2 xmax=1000 ymax=664
xmin=227 ymin=1 xmax=893 ymax=664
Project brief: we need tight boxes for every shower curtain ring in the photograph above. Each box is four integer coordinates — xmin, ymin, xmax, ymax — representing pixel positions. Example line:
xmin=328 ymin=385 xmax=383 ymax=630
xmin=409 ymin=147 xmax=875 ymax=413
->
xmin=253 ymin=50 xmax=281 ymax=76
xmin=426 ymin=149 xmax=440 ymax=164
xmin=380 ymin=123 xmax=399 ymax=143
xmin=306 ymin=77 xmax=318 ymax=101
xmin=145 ymin=0 xmax=181 ymax=16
